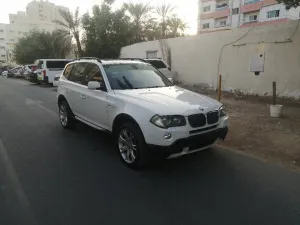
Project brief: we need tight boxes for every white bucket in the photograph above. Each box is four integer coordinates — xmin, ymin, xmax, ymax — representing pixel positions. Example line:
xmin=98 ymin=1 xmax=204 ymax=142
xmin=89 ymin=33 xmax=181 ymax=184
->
xmin=270 ymin=104 xmax=283 ymax=118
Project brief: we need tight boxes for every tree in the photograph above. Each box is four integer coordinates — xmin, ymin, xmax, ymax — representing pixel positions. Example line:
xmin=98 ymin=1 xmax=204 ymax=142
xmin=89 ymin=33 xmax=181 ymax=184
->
xmin=82 ymin=1 xmax=133 ymax=58
xmin=166 ymin=15 xmax=188 ymax=38
xmin=54 ymin=7 xmax=82 ymax=57
xmin=124 ymin=1 xmax=152 ymax=42
xmin=155 ymin=3 xmax=175 ymax=38
xmin=13 ymin=30 xmax=72 ymax=64
xmin=277 ymin=0 xmax=300 ymax=9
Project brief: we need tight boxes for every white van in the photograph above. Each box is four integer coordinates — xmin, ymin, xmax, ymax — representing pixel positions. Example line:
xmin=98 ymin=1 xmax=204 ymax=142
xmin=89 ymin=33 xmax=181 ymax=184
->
xmin=36 ymin=59 xmax=73 ymax=84
xmin=143 ymin=58 xmax=175 ymax=80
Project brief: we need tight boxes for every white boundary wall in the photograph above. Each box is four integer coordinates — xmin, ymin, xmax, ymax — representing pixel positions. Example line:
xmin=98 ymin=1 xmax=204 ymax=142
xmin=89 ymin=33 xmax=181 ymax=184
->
xmin=121 ymin=20 xmax=300 ymax=99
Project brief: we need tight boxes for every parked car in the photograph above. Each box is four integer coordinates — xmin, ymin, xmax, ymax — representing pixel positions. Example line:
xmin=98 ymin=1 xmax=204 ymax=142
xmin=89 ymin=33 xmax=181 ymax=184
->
xmin=142 ymin=58 xmax=175 ymax=80
xmin=53 ymin=73 xmax=61 ymax=87
xmin=57 ymin=58 xmax=228 ymax=169
xmin=36 ymin=59 xmax=73 ymax=85
xmin=23 ymin=64 xmax=36 ymax=79
xmin=11 ymin=67 xmax=23 ymax=78
xmin=1 ymin=70 xmax=8 ymax=78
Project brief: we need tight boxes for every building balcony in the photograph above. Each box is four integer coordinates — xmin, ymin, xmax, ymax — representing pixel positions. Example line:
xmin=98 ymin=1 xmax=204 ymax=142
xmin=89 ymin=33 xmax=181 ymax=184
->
xmin=263 ymin=0 xmax=278 ymax=6
xmin=241 ymin=1 xmax=262 ymax=13
xmin=244 ymin=0 xmax=260 ymax=5
xmin=201 ymin=8 xmax=230 ymax=20
xmin=216 ymin=3 xmax=229 ymax=10
xmin=240 ymin=18 xmax=288 ymax=27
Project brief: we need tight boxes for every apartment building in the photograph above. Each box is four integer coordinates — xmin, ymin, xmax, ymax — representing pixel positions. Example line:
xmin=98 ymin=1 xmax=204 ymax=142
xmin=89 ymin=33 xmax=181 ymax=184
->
xmin=198 ymin=0 xmax=300 ymax=33
xmin=0 ymin=0 xmax=68 ymax=64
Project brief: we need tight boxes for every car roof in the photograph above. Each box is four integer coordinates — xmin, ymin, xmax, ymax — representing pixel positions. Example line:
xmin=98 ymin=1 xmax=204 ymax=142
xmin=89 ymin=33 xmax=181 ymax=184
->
xmin=70 ymin=59 xmax=147 ymax=65
xmin=37 ymin=59 xmax=74 ymax=61
xmin=101 ymin=60 xmax=146 ymax=65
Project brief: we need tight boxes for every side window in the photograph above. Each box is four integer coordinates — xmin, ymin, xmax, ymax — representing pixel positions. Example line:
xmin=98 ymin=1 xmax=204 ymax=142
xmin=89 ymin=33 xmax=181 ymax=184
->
xmin=69 ymin=63 xmax=87 ymax=84
xmin=84 ymin=63 xmax=106 ymax=90
xmin=63 ymin=64 xmax=74 ymax=80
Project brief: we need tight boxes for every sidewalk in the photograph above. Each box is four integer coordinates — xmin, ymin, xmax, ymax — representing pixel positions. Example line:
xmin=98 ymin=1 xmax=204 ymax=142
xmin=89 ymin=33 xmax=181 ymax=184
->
xmin=182 ymin=84 xmax=300 ymax=169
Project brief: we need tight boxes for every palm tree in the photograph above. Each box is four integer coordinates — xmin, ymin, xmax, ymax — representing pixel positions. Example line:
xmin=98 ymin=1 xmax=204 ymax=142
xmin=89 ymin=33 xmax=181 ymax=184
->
xmin=54 ymin=7 xmax=82 ymax=57
xmin=51 ymin=30 xmax=72 ymax=58
xmin=155 ymin=3 xmax=175 ymax=38
xmin=124 ymin=2 xmax=152 ymax=42
xmin=167 ymin=16 xmax=188 ymax=38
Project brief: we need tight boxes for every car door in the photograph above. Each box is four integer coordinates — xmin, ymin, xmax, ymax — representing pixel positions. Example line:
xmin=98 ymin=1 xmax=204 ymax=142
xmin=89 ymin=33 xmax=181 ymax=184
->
xmin=62 ymin=62 xmax=88 ymax=118
xmin=78 ymin=63 xmax=109 ymax=130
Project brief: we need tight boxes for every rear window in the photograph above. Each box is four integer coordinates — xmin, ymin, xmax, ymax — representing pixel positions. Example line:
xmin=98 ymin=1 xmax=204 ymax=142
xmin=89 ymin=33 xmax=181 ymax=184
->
xmin=145 ymin=60 xmax=167 ymax=69
xmin=46 ymin=61 xmax=71 ymax=69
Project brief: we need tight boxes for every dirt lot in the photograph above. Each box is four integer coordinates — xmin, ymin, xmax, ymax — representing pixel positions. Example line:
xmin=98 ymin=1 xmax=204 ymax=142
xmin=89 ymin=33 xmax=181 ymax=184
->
xmin=181 ymin=84 xmax=300 ymax=170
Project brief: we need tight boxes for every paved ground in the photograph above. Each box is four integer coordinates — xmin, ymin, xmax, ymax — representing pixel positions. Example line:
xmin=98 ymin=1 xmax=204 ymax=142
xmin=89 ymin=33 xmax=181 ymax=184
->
xmin=1 ymin=78 xmax=300 ymax=225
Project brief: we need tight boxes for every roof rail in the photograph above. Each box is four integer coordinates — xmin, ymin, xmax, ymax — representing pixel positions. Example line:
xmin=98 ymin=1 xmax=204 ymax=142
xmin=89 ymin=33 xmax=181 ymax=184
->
xmin=119 ymin=58 xmax=148 ymax=63
xmin=78 ymin=57 xmax=102 ymax=63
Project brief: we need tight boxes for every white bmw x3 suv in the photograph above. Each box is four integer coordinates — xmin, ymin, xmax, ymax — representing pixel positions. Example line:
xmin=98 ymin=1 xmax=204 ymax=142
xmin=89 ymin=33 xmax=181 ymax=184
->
xmin=57 ymin=58 xmax=229 ymax=169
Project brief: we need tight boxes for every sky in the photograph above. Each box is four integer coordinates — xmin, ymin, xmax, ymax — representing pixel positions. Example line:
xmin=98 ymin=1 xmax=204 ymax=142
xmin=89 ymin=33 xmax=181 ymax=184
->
xmin=0 ymin=0 xmax=198 ymax=34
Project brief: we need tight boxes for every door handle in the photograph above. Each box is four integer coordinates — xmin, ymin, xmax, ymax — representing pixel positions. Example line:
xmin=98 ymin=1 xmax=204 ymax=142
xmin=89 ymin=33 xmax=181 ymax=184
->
xmin=80 ymin=94 xmax=86 ymax=99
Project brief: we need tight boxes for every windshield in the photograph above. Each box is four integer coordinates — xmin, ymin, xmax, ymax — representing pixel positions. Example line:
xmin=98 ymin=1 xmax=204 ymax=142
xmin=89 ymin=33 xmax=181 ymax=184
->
xmin=103 ymin=63 xmax=173 ymax=90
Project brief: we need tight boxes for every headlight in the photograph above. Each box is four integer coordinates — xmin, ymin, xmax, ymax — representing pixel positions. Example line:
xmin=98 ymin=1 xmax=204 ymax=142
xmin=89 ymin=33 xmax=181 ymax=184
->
xmin=219 ymin=105 xmax=227 ymax=117
xmin=150 ymin=115 xmax=186 ymax=129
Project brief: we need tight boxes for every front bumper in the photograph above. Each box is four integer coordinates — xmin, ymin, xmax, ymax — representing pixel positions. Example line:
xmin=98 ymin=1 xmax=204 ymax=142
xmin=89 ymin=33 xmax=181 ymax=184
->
xmin=148 ymin=127 xmax=228 ymax=158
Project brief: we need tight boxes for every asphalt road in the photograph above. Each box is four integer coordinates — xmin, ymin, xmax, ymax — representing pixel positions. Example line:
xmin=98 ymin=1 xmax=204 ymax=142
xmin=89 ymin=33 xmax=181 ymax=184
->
xmin=1 ymin=77 xmax=300 ymax=225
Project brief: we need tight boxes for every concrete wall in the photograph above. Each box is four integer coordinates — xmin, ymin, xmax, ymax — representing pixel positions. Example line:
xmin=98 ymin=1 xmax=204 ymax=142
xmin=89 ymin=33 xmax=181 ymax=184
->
xmin=121 ymin=20 xmax=300 ymax=99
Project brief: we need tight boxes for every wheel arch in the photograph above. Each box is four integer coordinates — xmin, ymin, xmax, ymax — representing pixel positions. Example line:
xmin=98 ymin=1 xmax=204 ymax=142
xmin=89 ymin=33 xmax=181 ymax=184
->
xmin=112 ymin=113 xmax=143 ymax=136
xmin=57 ymin=94 xmax=67 ymax=106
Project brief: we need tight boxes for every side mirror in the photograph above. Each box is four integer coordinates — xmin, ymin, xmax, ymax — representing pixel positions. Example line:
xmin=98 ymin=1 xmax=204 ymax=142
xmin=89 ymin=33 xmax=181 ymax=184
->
xmin=88 ymin=81 xmax=101 ymax=90
xmin=168 ymin=78 xmax=173 ymax=83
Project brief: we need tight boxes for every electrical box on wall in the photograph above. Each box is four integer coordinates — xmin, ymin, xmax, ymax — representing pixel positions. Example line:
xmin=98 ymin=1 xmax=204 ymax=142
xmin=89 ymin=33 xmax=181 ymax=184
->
xmin=250 ymin=53 xmax=265 ymax=74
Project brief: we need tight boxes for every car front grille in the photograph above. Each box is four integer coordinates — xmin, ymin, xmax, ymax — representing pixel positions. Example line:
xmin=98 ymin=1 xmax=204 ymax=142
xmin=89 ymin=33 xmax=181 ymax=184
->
xmin=207 ymin=111 xmax=219 ymax=124
xmin=188 ymin=114 xmax=206 ymax=128
xmin=188 ymin=110 xmax=220 ymax=128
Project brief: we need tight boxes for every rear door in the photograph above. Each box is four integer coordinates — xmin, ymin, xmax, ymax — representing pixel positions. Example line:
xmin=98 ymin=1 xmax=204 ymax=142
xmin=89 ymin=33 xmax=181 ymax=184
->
xmin=78 ymin=63 xmax=109 ymax=129
xmin=62 ymin=62 xmax=88 ymax=117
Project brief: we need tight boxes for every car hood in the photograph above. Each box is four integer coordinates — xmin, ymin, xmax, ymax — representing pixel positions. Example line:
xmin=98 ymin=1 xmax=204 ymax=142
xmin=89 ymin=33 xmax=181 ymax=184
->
xmin=114 ymin=86 xmax=222 ymax=116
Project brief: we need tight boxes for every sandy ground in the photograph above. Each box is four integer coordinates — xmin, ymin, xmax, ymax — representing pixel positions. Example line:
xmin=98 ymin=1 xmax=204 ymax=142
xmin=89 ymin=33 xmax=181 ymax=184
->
xmin=181 ymin=84 xmax=300 ymax=170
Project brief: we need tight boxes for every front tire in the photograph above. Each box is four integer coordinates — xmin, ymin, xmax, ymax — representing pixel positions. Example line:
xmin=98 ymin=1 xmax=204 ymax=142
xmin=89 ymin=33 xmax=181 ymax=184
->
xmin=59 ymin=101 xmax=75 ymax=129
xmin=117 ymin=122 xmax=149 ymax=169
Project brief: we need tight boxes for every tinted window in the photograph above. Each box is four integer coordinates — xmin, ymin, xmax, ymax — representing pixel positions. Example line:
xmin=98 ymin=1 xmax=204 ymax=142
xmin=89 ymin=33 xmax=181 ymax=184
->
xmin=63 ymin=64 xmax=74 ymax=80
xmin=46 ymin=60 xmax=71 ymax=69
xmin=69 ymin=63 xmax=87 ymax=84
xmin=145 ymin=60 xmax=167 ymax=69
xmin=103 ymin=63 xmax=172 ymax=90
xmin=83 ymin=63 xmax=106 ymax=89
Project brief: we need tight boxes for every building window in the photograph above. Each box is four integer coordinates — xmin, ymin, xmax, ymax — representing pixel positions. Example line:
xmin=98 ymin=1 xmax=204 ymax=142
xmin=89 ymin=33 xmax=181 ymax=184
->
xmin=202 ymin=23 xmax=210 ymax=29
xmin=0 ymin=30 xmax=3 ymax=32
xmin=220 ymin=20 xmax=227 ymax=27
xmin=10 ymin=39 xmax=15 ymax=42
xmin=232 ymin=8 xmax=239 ymax=15
xmin=249 ymin=15 xmax=258 ymax=21
xmin=267 ymin=10 xmax=280 ymax=18
xmin=9 ymin=30 xmax=14 ymax=33
xmin=18 ymin=31 xmax=22 ymax=34
xmin=1 ymin=55 xmax=6 ymax=58
xmin=203 ymin=6 xmax=211 ymax=12
xmin=0 ymin=46 xmax=5 ymax=49
xmin=0 ymin=38 xmax=4 ymax=40
xmin=146 ymin=51 xmax=158 ymax=59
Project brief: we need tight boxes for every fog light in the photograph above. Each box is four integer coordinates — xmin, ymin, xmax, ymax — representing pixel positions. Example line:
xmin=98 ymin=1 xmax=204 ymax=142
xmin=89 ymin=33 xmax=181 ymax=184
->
xmin=164 ymin=133 xmax=172 ymax=139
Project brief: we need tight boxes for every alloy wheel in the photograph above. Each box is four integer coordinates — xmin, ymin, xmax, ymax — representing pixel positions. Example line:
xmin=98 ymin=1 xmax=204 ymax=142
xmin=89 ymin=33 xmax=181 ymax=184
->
xmin=118 ymin=129 xmax=137 ymax=164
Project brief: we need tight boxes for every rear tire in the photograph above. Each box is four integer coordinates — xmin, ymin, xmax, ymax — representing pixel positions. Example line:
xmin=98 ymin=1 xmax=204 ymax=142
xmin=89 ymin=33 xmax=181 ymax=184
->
xmin=59 ymin=100 xmax=75 ymax=129
xmin=116 ymin=122 xmax=150 ymax=169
